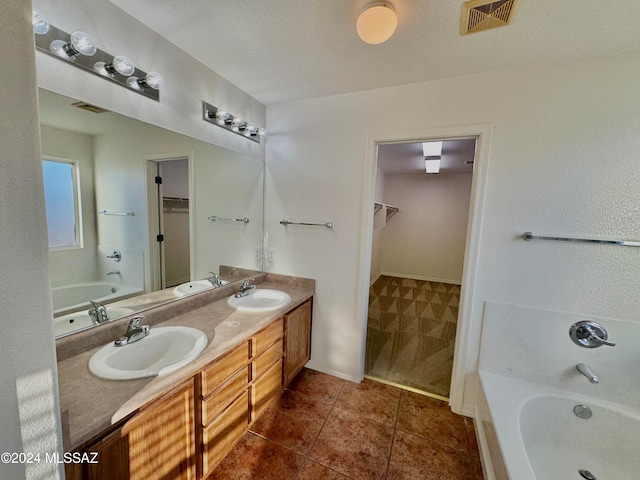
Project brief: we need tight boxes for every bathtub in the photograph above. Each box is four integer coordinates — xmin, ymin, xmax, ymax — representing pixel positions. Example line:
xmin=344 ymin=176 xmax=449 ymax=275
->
xmin=52 ymin=281 xmax=143 ymax=315
xmin=476 ymin=367 xmax=640 ymax=480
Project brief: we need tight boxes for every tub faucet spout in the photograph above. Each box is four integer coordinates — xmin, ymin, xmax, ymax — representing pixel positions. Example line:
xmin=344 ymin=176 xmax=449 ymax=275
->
xmin=576 ymin=363 xmax=599 ymax=384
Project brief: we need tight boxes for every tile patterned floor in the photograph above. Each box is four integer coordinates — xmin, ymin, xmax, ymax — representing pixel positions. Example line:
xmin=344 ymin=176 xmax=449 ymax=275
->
xmin=208 ymin=368 xmax=484 ymax=480
xmin=365 ymin=276 xmax=461 ymax=398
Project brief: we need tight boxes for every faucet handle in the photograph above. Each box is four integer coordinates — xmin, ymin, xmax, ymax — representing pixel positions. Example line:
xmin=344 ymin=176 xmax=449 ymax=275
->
xmin=241 ymin=278 xmax=255 ymax=288
xmin=586 ymin=334 xmax=615 ymax=347
xmin=128 ymin=316 xmax=145 ymax=329
xmin=570 ymin=321 xmax=615 ymax=348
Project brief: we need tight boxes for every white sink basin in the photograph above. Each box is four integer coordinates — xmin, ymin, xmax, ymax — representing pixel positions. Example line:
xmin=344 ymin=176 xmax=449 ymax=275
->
xmin=173 ymin=279 xmax=229 ymax=297
xmin=227 ymin=289 xmax=292 ymax=312
xmin=54 ymin=307 xmax=135 ymax=337
xmin=89 ymin=326 xmax=208 ymax=380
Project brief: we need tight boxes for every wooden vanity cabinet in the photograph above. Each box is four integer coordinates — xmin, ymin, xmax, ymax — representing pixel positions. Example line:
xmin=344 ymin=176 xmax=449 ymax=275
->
xmin=283 ymin=300 xmax=312 ymax=386
xmin=197 ymin=317 xmax=285 ymax=478
xmin=75 ymin=379 xmax=196 ymax=480
xmin=67 ymin=299 xmax=312 ymax=480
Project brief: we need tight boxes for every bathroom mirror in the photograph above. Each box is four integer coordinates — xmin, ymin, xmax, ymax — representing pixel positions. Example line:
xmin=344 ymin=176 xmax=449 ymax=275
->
xmin=39 ymin=89 xmax=264 ymax=337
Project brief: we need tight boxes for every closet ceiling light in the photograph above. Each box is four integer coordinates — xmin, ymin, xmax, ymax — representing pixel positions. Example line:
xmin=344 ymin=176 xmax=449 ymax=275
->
xmin=356 ymin=2 xmax=398 ymax=45
xmin=425 ymin=158 xmax=441 ymax=174
xmin=422 ymin=141 xmax=443 ymax=157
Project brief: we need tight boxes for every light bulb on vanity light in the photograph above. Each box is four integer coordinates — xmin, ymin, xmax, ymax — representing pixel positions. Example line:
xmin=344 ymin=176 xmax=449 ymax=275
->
xmin=32 ymin=9 xmax=50 ymax=35
xmin=230 ymin=115 xmax=245 ymax=132
xmin=127 ymin=71 xmax=164 ymax=91
xmin=214 ymin=106 xmax=230 ymax=124
xmin=50 ymin=31 xmax=97 ymax=59
xmin=94 ymin=55 xmax=135 ymax=77
xmin=257 ymin=128 xmax=267 ymax=138
xmin=243 ymin=123 xmax=258 ymax=137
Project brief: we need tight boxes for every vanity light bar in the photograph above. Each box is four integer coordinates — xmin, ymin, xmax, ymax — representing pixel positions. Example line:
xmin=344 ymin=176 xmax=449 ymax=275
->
xmin=202 ymin=101 xmax=267 ymax=143
xmin=33 ymin=16 xmax=162 ymax=102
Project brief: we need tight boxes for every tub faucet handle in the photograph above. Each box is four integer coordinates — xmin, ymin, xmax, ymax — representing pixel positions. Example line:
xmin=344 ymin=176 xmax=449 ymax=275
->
xmin=569 ymin=321 xmax=615 ymax=348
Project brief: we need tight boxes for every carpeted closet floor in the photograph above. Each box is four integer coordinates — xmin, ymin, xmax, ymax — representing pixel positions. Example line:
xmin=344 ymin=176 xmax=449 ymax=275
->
xmin=365 ymin=275 xmax=460 ymax=398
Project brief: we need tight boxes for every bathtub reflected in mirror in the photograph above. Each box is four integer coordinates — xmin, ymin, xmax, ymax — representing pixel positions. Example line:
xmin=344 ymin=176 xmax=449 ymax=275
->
xmin=39 ymin=89 xmax=264 ymax=337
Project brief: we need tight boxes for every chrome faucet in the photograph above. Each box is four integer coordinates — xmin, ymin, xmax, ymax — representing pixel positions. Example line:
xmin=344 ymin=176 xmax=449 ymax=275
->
xmin=569 ymin=321 xmax=616 ymax=348
xmin=107 ymin=270 xmax=120 ymax=276
xmin=576 ymin=363 xmax=599 ymax=384
xmin=88 ymin=300 xmax=109 ymax=324
xmin=234 ymin=279 xmax=256 ymax=298
xmin=207 ymin=271 xmax=223 ymax=287
xmin=114 ymin=316 xmax=150 ymax=347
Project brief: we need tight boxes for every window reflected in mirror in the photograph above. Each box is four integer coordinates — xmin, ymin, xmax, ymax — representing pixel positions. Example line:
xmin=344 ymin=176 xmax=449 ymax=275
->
xmin=42 ymin=158 xmax=82 ymax=249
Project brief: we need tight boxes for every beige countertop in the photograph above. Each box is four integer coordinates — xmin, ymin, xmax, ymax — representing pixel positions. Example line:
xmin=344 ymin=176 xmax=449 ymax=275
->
xmin=57 ymin=274 xmax=314 ymax=451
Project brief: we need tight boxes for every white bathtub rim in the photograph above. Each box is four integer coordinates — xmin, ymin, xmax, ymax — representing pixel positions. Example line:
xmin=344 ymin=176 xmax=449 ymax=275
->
xmin=52 ymin=282 xmax=143 ymax=316
xmin=478 ymin=366 xmax=639 ymax=480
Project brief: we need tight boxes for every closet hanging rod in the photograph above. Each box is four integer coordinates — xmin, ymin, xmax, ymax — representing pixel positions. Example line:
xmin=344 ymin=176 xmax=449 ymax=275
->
xmin=208 ymin=216 xmax=249 ymax=223
xmin=99 ymin=210 xmax=135 ymax=216
xmin=523 ymin=232 xmax=640 ymax=247
xmin=163 ymin=196 xmax=189 ymax=202
xmin=280 ymin=220 xmax=333 ymax=228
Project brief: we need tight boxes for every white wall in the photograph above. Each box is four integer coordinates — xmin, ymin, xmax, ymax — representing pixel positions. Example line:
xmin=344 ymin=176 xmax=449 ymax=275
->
xmin=265 ymin=50 xmax=640 ymax=412
xmin=93 ymin=125 xmax=263 ymax=290
xmin=370 ymin=168 xmax=386 ymax=283
xmin=33 ymin=0 xmax=266 ymax=162
xmin=381 ymin=173 xmax=472 ymax=284
xmin=0 ymin=1 xmax=63 ymax=477
xmin=41 ymin=125 xmax=99 ymax=286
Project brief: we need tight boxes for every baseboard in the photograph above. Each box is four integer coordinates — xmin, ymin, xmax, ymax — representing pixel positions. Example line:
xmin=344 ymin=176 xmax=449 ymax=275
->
xmin=303 ymin=361 xmax=359 ymax=383
xmin=381 ymin=271 xmax=461 ymax=285
xmin=369 ymin=272 xmax=382 ymax=286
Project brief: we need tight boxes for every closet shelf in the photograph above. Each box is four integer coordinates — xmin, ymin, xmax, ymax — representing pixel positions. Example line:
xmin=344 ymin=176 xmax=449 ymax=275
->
xmin=374 ymin=202 xmax=399 ymax=224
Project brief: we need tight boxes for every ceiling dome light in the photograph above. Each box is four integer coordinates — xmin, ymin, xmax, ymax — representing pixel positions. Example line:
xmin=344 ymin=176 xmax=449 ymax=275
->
xmin=32 ymin=9 xmax=50 ymax=35
xmin=356 ymin=2 xmax=398 ymax=45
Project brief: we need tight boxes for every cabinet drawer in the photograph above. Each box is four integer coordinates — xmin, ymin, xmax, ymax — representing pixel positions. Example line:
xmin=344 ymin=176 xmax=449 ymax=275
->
xmin=201 ymin=340 xmax=250 ymax=398
xmin=251 ymin=358 xmax=283 ymax=422
xmin=202 ymin=366 xmax=250 ymax=426
xmin=202 ymin=390 xmax=249 ymax=474
xmin=252 ymin=318 xmax=284 ymax=357
xmin=254 ymin=339 xmax=283 ymax=380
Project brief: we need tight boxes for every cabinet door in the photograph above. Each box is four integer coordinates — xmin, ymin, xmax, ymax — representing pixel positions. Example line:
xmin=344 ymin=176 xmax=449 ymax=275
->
xmin=83 ymin=427 xmax=130 ymax=480
xmin=82 ymin=380 xmax=195 ymax=480
xmin=123 ymin=379 xmax=196 ymax=480
xmin=284 ymin=300 xmax=312 ymax=386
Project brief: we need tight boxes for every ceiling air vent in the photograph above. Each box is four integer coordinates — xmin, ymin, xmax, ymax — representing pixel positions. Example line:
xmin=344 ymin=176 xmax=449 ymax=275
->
xmin=71 ymin=101 xmax=110 ymax=114
xmin=460 ymin=0 xmax=518 ymax=35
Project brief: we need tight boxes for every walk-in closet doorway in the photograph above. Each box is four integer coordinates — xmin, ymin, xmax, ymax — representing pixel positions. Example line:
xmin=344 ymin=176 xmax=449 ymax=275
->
xmin=364 ymin=138 xmax=476 ymax=399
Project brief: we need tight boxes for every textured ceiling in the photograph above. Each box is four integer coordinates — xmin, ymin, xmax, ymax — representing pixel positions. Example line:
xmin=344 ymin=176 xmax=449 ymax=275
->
xmin=108 ymin=0 xmax=640 ymax=105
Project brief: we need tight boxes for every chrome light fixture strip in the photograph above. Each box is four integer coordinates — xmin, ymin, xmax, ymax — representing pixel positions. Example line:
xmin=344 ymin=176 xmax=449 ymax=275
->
xmin=34 ymin=24 xmax=160 ymax=102
xmin=202 ymin=101 xmax=263 ymax=143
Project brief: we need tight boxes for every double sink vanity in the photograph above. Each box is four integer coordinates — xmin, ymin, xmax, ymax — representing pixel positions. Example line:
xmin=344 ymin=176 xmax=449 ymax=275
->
xmin=59 ymin=272 xmax=314 ymax=480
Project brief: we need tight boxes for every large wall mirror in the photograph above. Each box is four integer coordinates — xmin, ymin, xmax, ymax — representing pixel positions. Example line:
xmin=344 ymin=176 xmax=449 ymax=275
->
xmin=39 ymin=89 xmax=264 ymax=338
